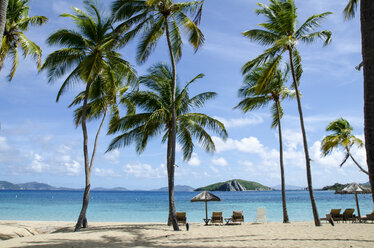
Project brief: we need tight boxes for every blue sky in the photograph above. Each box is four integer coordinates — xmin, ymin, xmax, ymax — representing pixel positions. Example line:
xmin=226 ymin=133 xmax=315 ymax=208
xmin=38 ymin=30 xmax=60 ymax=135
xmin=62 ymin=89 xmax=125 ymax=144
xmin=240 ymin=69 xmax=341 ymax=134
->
xmin=0 ymin=0 xmax=368 ymax=190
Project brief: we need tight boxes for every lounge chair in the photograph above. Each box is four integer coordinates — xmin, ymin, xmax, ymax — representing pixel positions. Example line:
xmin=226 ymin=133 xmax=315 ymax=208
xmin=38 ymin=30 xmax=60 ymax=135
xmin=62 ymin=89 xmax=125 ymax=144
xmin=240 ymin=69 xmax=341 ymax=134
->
xmin=211 ymin=212 xmax=223 ymax=225
xmin=320 ymin=209 xmax=342 ymax=223
xmin=361 ymin=210 xmax=374 ymax=223
xmin=176 ymin=212 xmax=186 ymax=225
xmin=254 ymin=208 xmax=266 ymax=223
xmin=231 ymin=210 xmax=244 ymax=224
xmin=341 ymin=208 xmax=356 ymax=222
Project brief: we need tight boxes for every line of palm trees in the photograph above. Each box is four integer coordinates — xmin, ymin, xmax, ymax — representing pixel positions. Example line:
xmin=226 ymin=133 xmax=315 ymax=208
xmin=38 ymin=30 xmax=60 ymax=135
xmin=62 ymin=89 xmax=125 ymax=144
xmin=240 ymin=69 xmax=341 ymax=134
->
xmin=0 ymin=0 xmax=373 ymax=231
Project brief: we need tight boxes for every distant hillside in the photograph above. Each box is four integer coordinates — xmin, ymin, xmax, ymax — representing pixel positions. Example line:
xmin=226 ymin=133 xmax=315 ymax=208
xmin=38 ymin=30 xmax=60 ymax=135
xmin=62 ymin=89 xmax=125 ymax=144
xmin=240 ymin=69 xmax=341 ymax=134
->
xmin=195 ymin=179 xmax=271 ymax=191
xmin=322 ymin=182 xmax=370 ymax=191
xmin=152 ymin=185 xmax=195 ymax=192
xmin=271 ymin=185 xmax=305 ymax=190
xmin=0 ymin=181 xmax=58 ymax=190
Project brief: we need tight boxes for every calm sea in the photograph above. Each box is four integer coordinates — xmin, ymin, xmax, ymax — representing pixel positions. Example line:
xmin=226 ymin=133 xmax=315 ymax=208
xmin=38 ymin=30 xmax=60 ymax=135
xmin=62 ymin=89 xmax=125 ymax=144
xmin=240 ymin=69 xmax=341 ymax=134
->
xmin=0 ymin=190 xmax=373 ymax=223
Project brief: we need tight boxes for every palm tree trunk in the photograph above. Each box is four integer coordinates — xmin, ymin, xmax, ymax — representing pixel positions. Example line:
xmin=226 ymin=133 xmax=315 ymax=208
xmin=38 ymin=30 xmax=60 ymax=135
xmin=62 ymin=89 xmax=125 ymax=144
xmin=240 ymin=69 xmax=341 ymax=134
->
xmin=75 ymin=82 xmax=92 ymax=232
xmin=288 ymin=48 xmax=321 ymax=226
xmin=361 ymin=0 xmax=374 ymax=202
xmin=0 ymin=0 xmax=8 ymax=44
xmin=347 ymin=150 xmax=369 ymax=175
xmin=164 ymin=16 xmax=179 ymax=231
xmin=89 ymin=107 xmax=108 ymax=170
xmin=276 ymin=101 xmax=289 ymax=223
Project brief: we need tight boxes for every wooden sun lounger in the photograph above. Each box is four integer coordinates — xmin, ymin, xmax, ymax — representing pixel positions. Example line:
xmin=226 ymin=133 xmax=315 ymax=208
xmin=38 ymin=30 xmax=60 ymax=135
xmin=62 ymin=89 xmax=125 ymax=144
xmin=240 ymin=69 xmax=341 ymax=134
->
xmin=211 ymin=212 xmax=223 ymax=225
xmin=176 ymin=212 xmax=187 ymax=225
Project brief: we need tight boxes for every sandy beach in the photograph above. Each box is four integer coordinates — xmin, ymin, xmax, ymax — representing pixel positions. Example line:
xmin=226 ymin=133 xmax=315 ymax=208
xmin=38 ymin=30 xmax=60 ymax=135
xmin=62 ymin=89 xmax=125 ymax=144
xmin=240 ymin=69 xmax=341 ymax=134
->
xmin=0 ymin=220 xmax=373 ymax=248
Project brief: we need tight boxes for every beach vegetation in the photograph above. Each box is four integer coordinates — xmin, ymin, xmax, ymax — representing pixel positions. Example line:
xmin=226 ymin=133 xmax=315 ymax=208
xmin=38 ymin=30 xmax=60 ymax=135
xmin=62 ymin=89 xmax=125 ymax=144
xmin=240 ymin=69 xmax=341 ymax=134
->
xmin=321 ymin=118 xmax=368 ymax=175
xmin=242 ymin=0 xmax=332 ymax=226
xmin=0 ymin=0 xmax=47 ymax=81
xmin=41 ymin=0 xmax=136 ymax=231
xmin=235 ymin=61 xmax=295 ymax=223
xmin=112 ymin=0 xmax=204 ymax=231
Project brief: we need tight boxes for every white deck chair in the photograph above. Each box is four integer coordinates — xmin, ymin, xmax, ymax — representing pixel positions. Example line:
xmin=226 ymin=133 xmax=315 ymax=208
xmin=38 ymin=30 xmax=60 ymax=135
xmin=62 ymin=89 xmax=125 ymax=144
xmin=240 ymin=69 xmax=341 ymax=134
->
xmin=254 ymin=207 xmax=267 ymax=223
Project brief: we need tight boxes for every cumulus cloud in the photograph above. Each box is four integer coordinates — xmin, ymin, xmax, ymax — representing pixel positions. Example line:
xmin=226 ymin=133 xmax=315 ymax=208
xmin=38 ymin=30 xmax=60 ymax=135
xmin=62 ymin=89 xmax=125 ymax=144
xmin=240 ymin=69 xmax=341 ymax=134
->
xmin=123 ymin=162 xmax=166 ymax=178
xmin=212 ymin=157 xmax=228 ymax=167
xmin=95 ymin=168 xmax=118 ymax=177
xmin=214 ymin=115 xmax=263 ymax=129
xmin=187 ymin=153 xmax=201 ymax=167
xmin=104 ymin=149 xmax=120 ymax=164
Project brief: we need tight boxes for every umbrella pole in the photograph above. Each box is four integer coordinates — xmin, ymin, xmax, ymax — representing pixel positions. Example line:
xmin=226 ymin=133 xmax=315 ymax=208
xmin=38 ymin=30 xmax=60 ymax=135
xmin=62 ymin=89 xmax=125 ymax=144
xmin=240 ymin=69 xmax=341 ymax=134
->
xmin=355 ymin=192 xmax=361 ymax=222
xmin=205 ymin=200 xmax=208 ymax=220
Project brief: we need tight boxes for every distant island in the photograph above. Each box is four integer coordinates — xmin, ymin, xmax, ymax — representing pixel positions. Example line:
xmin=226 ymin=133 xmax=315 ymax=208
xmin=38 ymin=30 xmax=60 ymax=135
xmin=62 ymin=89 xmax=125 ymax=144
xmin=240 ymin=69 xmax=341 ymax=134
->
xmin=195 ymin=179 xmax=272 ymax=191
xmin=271 ymin=185 xmax=306 ymax=190
xmin=321 ymin=182 xmax=370 ymax=191
xmin=151 ymin=185 xmax=195 ymax=192
xmin=0 ymin=181 xmax=197 ymax=192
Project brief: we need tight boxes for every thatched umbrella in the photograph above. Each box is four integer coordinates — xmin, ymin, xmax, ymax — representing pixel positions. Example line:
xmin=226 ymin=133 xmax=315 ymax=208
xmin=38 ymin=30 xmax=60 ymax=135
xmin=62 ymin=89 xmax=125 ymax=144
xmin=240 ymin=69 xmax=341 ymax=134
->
xmin=191 ymin=191 xmax=221 ymax=223
xmin=335 ymin=182 xmax=371 ymax=220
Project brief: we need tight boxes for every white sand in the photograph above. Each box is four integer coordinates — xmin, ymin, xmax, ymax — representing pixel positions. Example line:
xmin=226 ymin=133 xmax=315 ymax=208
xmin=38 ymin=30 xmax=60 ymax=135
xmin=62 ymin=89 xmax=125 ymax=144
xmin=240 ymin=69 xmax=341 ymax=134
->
xmin=1 ymin=220 xmax=373 ymax=247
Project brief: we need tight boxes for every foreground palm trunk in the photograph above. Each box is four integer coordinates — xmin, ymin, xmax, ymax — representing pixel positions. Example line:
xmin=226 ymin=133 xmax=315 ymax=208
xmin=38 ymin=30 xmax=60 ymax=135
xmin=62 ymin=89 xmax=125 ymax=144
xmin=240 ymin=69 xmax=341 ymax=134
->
xmin=75 ymin=83 xmax=92 ymax=232
xmin=276 ymin=102 xmax=289 ymax=223
xmin=289 ymin=49 xmax=321 ymax=226
xmin=361 ymin=0 xmax=374 ymax=202
xmin=165 ymin=17 xmax=179 ymax=231
xmin=0 ymin=0 xmax=8 ymax=43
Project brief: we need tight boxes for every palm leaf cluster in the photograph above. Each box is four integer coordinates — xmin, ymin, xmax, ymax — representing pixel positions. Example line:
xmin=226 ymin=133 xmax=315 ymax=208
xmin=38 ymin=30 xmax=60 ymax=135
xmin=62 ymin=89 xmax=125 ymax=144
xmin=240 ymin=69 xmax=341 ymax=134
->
xmin=112 ymin=0 xmax=204 ymax=64
xmin=321 ymin=118 xmax=367 ymax=175
xmin=242 ymin=0 xmax=331 ymax=91
xmin=0 ymin=0 xmax=47 ymax=81
xmin=108 ymin=63 xmax=227 ymax=160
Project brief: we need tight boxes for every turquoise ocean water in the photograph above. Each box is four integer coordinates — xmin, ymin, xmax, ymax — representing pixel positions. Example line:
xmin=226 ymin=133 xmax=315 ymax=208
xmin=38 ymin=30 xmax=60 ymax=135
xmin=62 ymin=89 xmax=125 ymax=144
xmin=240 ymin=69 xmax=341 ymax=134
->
xmin=0 ymin=190 xmax=373 ymax=223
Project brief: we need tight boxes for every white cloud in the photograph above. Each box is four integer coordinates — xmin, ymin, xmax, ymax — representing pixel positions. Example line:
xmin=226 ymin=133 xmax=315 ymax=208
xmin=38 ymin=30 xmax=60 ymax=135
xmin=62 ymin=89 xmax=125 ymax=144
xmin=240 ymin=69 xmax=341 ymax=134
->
xmin=28 ymin=153 xmax=49 ymax=173
xmin=123 ymin=162 xmax=166 ymax=178
xmin=212 ymin=157 xmax=228 ymax=167
xmin=214 ymin=115 xmax=263 ymax=129
xmin=104 ymin=149 xmax=120 ymax=164
xmin=95 ymin=168 xmax=118 ymax=177
xmin=187 ymin=153 xmax=201 ymax=167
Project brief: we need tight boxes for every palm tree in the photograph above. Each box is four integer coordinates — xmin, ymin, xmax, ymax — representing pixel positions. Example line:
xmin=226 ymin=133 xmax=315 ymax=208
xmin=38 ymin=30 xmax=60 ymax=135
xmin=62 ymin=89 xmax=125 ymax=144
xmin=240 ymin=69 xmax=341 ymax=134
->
xmin=0 ymin=0 xmax=47 ymax=81
xmin=0 ymin=0 xmax=8 ymax=42
xmin=235 ymin=62 xmax=294 ymax=223
xmin=344 ymin=0 xmax=374 ymax=202
xmin=321 ymin=118 xmax=368 ymax=175
xmin=242 ymin=0 xmax=332 ymax=226
xmin=112 ymin=0 xmax=204 ymax=230
xmin=41 ymin=1 xmax=136 ymax=232
xmin=108 ymin=63 xmax=227 ymax=230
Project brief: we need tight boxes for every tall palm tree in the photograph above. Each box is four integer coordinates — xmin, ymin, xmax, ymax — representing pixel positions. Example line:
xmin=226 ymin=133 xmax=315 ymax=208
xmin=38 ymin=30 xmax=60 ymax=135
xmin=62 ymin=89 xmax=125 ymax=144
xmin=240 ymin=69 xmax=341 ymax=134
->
xmin=112 ymin=0 xmax=204 ymax=230
xmin=321 ymin=118 xmax=368 ymax=175
xmin=344 ymin=0 xmax=374 ymax=202
xmin=108 ymin=63 xmax=227 ymax=230
xmin=0 ymin=0 xmax=8 ymax=42
xmin=0 ymin=0 xmax=47 ymax=81
xmin=235 ymin=62 xmax=294 ymax=223
xmin=242 ymin=0 xmax=332 ymax=226
xmin=41 ymin=1 xmax=136 ymax=232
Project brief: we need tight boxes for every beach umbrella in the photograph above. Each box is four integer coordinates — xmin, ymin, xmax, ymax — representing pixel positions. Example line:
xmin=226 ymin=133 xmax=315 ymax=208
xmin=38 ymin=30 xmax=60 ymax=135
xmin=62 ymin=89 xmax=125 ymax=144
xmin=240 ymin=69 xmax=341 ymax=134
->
xmin=191 ymin=191 xmax=221 ymax=223
xmin=335 ymin=182 xmax=371 ymax=221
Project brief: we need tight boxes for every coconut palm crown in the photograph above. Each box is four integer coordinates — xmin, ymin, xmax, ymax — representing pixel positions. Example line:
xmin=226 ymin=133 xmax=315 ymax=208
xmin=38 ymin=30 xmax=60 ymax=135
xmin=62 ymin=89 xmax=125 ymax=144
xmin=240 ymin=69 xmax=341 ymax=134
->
xmin=321 ymin=118 xmax=368 ymax=175
xmin=108 ymin=63 xmax=227 ymax=160
xmin=0 ymin=0 xmax=47 ymax=81
xmin=112 ymin=0 xmax=204 ymax=64
xmin=344 ymin=0 xmax=359 ymax=20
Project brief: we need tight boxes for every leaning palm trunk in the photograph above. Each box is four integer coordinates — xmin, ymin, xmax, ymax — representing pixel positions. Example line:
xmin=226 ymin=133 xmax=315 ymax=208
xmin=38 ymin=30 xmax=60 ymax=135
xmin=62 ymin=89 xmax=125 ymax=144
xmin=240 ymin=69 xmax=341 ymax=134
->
xmin=361 ymin=0 xmax=374 ymax=202
xmin=288 ymin=49 xmax=321 ymax=226
xmin=164 ymin=16 xmax=179 ymax=231
xmin=276 ymin=101 xmax=289 ymax=223
xmin=75 ymin=86 xmax=108 ymax=232
xmin=0 ymin=0 xmax=8 ymax=43
xmin=346 ymin=148 xmax=369 ymax=175
xmin=75 ymin=82 xmax=92 ymax=231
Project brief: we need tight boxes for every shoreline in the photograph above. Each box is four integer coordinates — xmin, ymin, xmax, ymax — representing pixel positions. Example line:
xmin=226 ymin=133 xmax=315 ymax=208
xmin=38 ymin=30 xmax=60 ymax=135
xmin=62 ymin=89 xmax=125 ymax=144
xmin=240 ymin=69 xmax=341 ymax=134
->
xmin=1 ymin=220 xmax=373 ymax=247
